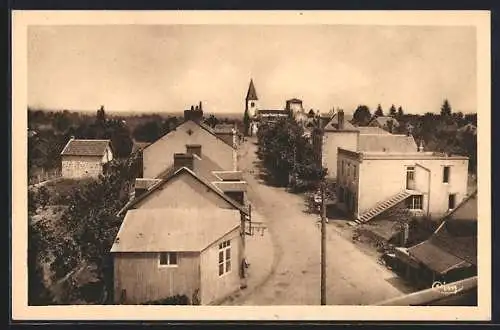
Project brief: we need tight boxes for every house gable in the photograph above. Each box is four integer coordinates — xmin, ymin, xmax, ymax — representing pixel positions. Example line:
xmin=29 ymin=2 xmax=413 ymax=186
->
xmin=143 ymin=120 xmax=235 ymax=178
xmin=134 ymin=171 xmax=236 ymax=210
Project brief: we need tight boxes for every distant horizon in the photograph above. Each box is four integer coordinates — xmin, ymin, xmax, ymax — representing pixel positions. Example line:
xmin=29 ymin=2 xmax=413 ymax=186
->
xmin=27 ymin=106 xmax=478 ymax=117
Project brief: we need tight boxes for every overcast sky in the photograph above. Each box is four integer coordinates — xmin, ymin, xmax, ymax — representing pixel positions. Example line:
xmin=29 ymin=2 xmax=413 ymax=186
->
xmin=28 ymin=25 xmax=477 ymax=115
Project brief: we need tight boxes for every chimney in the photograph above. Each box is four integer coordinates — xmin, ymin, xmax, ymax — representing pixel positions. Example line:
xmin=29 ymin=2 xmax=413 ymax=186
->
xmin=186 ymin=144 xmax=202 ymax=157
xmin=338 ymin=109 xmax=345 ymax=130
xmin=418 ymin=140 xmax=424 ymax=152
xmin=199 ymin=101 xmax=203 ymax=111
xmin=173 ymin=153 xmax=194 ymax=170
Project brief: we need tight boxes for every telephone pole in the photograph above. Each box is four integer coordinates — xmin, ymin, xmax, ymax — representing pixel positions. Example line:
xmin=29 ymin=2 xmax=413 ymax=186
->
xmin=320 ymin=180 xmax=327 ymax=305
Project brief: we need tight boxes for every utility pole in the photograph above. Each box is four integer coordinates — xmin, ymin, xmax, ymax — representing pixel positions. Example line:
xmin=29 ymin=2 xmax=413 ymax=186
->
xmin=320 ymin=180 xmax=327 ymax=305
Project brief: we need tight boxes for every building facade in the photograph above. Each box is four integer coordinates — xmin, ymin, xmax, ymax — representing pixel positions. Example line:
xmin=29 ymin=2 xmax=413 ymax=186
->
xmin=60 ymin=138 xmax=113 ymax=178
xmin=320 ymin=110 xmax=416 ymax=180
xmin=142 ymin=119 xmax=237 ymax=178
xmin=111 ymin=208 xmax=243 ymax=305
xmin=336 ymin=148 xmax=469 ymax=221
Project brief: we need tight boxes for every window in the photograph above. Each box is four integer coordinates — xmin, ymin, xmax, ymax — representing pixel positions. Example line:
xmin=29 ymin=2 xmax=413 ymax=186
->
xmin=341 ymin=161 xmax=344 ymax=176
xmin=159 ymin=252 xmax=178 ymax=267
xmin=443 ymin=166 xmax=450 ymax=183
xmin=406 ymin=195 xmax=423 ymax=210
xmin=347 ymin=163 xmax=351 ymax=177
xmin=353 ymin=165 xmax=357 ymax=179
xmin=218 ymin=240 xmax=231 ymax=276
xmin=250 ymin=102 xmax=255 ymax=107
xmin=448 ymin=194 xmax=456 ymax=210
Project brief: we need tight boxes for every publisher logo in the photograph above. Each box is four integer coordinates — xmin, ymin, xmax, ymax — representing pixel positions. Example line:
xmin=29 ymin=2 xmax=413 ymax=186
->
xmin=432 ymin=281 xmax=463 ymax=295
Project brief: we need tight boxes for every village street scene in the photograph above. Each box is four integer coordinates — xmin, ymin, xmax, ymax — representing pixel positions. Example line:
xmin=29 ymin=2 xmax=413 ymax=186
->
xmin=26 ymin=23 xmax=479 ymax=308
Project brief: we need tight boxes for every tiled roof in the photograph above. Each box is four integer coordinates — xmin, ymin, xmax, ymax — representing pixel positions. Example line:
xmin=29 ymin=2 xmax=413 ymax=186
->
xmin=192 ymin=153 xmax=224 ymax=182
xmin=214 ymin=124 xmax=236 ymax=134
xmin=358 ymin=134 xmax=418 ymax=152
xmin=408 ymin=191 xmax=477 ymax=274
xmin=323 ymin=113 xmax=357 ymax=131
xmin=197 ymin=121 xmax=236 ymax=149
xmin=446 ymin=191 xmax=477 ymax=222
xmin=110 ymin=208 xmax=240 ymax=253
xmin=408 ymin=221 xmax=477 ymax=274
xmin=369 ymin=116 xmax=400 ymax=127
xmin=60 ymin=139 xmax=111 ymax=157
xmin=246 ymin=79 xmax=258 ymax=101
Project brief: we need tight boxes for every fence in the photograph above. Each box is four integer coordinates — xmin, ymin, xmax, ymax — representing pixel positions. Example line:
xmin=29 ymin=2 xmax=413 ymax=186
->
xmin=29 ymin=168 xmax=62 ymax=186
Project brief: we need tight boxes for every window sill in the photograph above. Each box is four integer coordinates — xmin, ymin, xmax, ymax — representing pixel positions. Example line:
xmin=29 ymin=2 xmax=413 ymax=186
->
xmin=158 ymin=264 xmax=179 ymax=269
xmin=218 ymin=270 xmax=232 ymax=278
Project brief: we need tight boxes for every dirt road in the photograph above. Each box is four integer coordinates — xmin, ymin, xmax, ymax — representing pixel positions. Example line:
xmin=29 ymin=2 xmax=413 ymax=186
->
xmin=230 ymin=138 xmax=409 ymax=305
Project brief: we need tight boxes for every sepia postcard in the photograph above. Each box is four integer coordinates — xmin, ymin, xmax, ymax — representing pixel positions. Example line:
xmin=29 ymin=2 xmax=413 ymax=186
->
xmin=12 ymin=10 xmax=491 ymax=321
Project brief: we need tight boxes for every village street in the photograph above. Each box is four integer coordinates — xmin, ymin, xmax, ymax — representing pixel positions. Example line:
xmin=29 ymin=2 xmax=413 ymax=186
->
xmin=227 ymin=138 xmax=411 ymax=305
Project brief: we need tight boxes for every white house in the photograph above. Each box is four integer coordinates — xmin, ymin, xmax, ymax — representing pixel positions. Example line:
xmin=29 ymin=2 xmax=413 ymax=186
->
xmin=336 ymin=147 xmax=469 ymax=224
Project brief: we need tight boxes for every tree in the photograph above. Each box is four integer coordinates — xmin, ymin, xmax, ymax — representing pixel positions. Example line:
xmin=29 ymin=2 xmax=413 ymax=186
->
xmin=205 ymin=114 xmax=219 ymax=128
xmin=389 ymin=104 xmax=397 ymax=117
xmin=28 ymin=219 xmax=54 ymax=305
xmin=50 ymin=152 xmax=142 ymax=303
xmin=374 ymin=104 xmax=384 ymax=118
xmin=256 ymin=117 xmax=326 ymax=189
xmin=440 ymin=99 xmax=452 ymax=117
xmin=352 ymin=105 xmax=372 ymax=126
xmin=132 ymin=120 xmax=162 ymax=143
xmin=243 ymin=108 xmax=251 ymax=136
xmin=397 ymin=106 xmax=404 ymax=119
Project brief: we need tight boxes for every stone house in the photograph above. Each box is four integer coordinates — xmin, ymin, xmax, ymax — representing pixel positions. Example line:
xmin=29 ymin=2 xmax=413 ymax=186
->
xmin=111 ymin=208 xmax=243 ymax=305
xmin=60 ymin=138 xmax=113 ymax=178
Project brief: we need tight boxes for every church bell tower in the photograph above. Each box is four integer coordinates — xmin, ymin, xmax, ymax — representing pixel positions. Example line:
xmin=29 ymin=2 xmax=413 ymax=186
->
xmin=245 ymin=79 xmax=259 ymax=118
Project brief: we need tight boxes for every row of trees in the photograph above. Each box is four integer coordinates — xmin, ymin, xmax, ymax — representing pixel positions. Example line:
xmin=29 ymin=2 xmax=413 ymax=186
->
xmin=256 ymin=118 xmax=326 ymax=191
xmin=352 ymin=104 xmax=405 ymax=126
xmin=350 ymin=99 xmax=477 ymax=173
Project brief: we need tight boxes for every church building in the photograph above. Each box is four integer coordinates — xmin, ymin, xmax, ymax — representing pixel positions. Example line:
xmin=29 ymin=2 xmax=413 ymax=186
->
xmin=244 ymin=79 xmax=291 ymax=136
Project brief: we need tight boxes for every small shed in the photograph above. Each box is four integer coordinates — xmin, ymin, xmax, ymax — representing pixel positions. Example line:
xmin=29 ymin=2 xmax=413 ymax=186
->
xmin=111 ymin=208 xmax=243 ymax=305
xmin=60 ymin=138 xmax=113 ymax=178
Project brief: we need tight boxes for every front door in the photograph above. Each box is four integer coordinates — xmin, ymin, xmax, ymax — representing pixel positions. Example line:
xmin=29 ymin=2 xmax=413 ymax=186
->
xmin=406 ymin=166 xmax=415 ymax=190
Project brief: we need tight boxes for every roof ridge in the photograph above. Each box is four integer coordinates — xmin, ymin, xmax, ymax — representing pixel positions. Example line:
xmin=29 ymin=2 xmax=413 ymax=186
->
xmin=116 ymin=166 xmax=248 ymax=217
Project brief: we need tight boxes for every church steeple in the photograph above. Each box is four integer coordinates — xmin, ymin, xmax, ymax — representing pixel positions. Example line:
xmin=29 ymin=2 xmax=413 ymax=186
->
xmin=246 ymin=79 xmax=258 ymax=101
xmin=245 ymin=79 xmax=259 ymax=118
